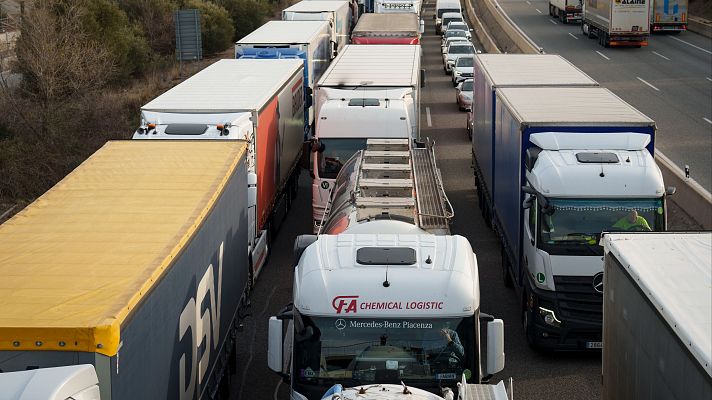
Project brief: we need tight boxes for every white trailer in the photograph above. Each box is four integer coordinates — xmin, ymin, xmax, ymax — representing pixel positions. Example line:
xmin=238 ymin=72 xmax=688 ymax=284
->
xmin=236 ymin=20 xmax=332 ymax=133
xmin=651 ymin=0 xmax=688 ymax=32
xmin=132 ymin=59 xmax=305 ymax=284
xmin=283 ymin=1 xmax=352 ymax=56
xmin=548 ymin=0 xmax=582 ymax=24
xmin=375 ymin=0 xmax=422 ymax=17
xmin=601 ymin=232 xmax=711 ymax=399
xmin=582 ymin=0 xmax=651 ymax=47
xmin=310 ymin=45 xmax=424 ymax=232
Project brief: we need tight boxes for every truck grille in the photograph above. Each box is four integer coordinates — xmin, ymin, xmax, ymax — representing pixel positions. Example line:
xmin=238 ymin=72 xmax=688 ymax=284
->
xmin=553 ymin=275 xmax=602 ymax=324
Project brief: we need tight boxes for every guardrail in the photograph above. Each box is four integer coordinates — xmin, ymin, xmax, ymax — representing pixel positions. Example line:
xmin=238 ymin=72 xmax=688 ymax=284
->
xmin=688 ymin=16 xmax=712 ymax=39
xmin=463 ymin=0 xmax=500 ymax=53
xmin=469 ymin=0 xmax=712 ymax=228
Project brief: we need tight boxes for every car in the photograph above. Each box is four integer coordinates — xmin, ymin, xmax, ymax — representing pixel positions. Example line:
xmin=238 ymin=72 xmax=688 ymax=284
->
xmin=441 ymin=36 xmax=469 ymax=54
xmin=456 ymin=79 xmax=473 ymax=112
xmin=440 ymin=12 xmax=464 ymax=35
xmin=452 ymin=56 xmax=474 ymax=85
xmin=443 ymin=43 xmax=475 ymax=73
xmin=445 ymin=21 xmax=471 ymax=39
xmin=441 ymin=29 xmax=468 ymax=47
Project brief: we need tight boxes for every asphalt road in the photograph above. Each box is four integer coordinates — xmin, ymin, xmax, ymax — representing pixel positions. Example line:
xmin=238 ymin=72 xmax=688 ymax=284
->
xmin=493 ymin=0 xmax=712 ymax=191
xmin=228 ymin=4 xmax=698 ymax=399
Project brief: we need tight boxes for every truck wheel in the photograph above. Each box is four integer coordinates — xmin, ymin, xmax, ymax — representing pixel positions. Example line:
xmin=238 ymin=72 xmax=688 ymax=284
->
xmin=561 ymin=11 xmax=567 ymax=24
xmin=522 ymin=306 xmax=537 ymax=348
xmin=548 ymin=5 xmax=553 ymax=16
xmin=501 ymin=244 xmax=514 ymax=288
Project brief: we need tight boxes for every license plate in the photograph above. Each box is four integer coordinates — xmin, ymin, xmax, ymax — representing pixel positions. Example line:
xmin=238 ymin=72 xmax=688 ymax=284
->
xmin=586 ymin=341 xmax=602 ymax=349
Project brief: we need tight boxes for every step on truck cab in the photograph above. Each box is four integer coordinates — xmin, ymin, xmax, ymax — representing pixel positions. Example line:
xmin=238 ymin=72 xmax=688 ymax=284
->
xmin=477 ymin=85 xmax=674 ymax=351
xmin=351 ymin=13 xmax=423 ymax=44
xmin=582 ymin=0 xmax=651 ymax=47
xmin=0 ymin=141 xmax=251 ymax=399
xmin=236 ymin=20 xmax=333 ymax=138
xmin=133 ymin=59 xmax=305 ymax=284
xmin=283 ymin=1 xmax=353 ymax=56
xmin=311 ymin=45 xmax=424 ymax=232
xmin=601 ymin=232 xmax=711 ymax=399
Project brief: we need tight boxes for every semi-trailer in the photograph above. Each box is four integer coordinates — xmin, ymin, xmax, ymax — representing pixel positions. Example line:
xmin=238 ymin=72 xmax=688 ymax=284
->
xmin=351 ymin=13 xmax=422 ymax=44
xmin=0 ymin=141 xmax=250 ymax=400
xmin=474 ymin=85 xmax=674 ymax=351
xmin=133 ymin=59 xmax=305 ymax=283
xmin=650 ymin=0 xmax=688 ymax=32
xmin=375 ymin=0 xmax=423 ymax=17
xmin=283 ymin=1 xmax=353 ymax=55
xmin=310 ymin=44 xmax=424 ymax=232
xmin=601 ymin=232 xmax=711 ymax=399
xmin=236 ymin=20 xmax=333 ymax=136
xmin=267 ymin=140 xmax=507 ymax=399
xmin=582 ymin=0 xmax=651 ymax=47
xmin=548 ymin=0 xmax=582 ymax=24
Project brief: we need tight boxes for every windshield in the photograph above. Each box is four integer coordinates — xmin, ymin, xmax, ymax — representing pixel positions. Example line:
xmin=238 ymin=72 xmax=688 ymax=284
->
xmin=317 ymin=138 xmax=367 ymax=179
xmin=443 ymin=17 xmax=463 ymax=26
xmin=293 ymin=314 xmax=477 ymax=396
xmin=461 ymin=81 xmax=473 ymax=91
xmin=438 ymin=8 xmax=460 ymax=18
xmin=456 ymin=57 xmax=473 ymax=67
xmin=448 ymin=45 xmax=473 ymax=54
xmin=445 ymin=30 xmax=467 ymax=38
xmin=537 ymin=198 xmax=665 ymax=256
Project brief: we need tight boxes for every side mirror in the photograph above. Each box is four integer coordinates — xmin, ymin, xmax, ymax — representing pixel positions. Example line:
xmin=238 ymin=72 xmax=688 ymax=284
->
xmin=419 ymin=19 xmax=425 ymax=34
xmin=522 ymin=195 xmax=534 ymax=210
xmin=300 ymin=141 xmax=312 ymax=170
xmin=312 ymin=139 xmax=325 ymax=153
xmin=331 ymin=41 xmax=338 ymax=58
xmin=486 ymin=319 xmax=505 ymax=376
xmin=433 ymin=14 xmax=436 ymax=20
xmin=305 ymin=86 xmax=313 ymax=109
xmin=420 ymin=69 xmax=426 ymax=88
xmin=267 ymin=317 xmax=283 ymax=373
xmin=665 ymin=186 xmax=676 ymax=196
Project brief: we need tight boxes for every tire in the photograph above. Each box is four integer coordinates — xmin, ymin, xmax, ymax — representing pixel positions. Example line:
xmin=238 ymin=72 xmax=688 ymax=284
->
xmin=501 ymin=244 xmax=514 ymax=288
xmin=549 ymin=5 xmax=553 ymax=16
xmin=522 ymin=305 xmax=537 ymax=348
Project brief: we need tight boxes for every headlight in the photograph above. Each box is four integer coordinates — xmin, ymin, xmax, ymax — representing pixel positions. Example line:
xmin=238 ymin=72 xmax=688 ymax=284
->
xmin=539 ymin=307 xmax=562 ymax=327
xmin=447 ymin=59 xmax=455 ymax=65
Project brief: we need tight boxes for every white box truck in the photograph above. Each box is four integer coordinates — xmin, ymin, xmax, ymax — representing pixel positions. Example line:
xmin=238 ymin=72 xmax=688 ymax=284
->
xmin=650 ymin=0 xmax=688 ymax=32
xmin=267 ymin=140 xmax=507 ymax=399
xmin=601 ymin=232 xmax=711 ymax=399
xmin=310 ymin=44 xmax=424 ymax=232
xmin=236 ymin=20 xmax=332 ymax=136
xmin=582 ymin=0 xmax=651 ymax=47
xmin=549 ymin=0 xmax=582 ymax=24
xmin=375 ymin=0 xmax=422 ymax=17
xmin=283 ymin=1 xmax=352 ymax=56
xmin=133 ymin=59 xmax=305 ymax=285
xmin=476 ymin=86 xmax=674 ymax=351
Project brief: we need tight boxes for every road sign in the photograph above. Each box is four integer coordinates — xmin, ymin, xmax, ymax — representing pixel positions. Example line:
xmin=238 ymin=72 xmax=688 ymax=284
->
xmin=175 ymin=9 xmax=202 ymax=61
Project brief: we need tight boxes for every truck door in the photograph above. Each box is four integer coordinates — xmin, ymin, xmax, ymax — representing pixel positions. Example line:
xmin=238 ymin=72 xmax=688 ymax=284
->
xmin=522 ymin=196 xmax=538 ymax=287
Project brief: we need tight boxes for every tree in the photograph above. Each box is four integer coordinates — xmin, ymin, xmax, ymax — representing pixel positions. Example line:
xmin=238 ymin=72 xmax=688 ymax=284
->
xmin=186 ymin=0 xmax=234 ymax=55
xmin=120 ymin=0 xmax=177 ymax=56
xmin=218 ymin=0 xmax=271 ymax=41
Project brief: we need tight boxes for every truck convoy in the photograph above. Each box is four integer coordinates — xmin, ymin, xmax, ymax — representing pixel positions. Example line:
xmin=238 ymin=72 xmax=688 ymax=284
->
xmin=0 ymin=141 xmax=250 ymax=400
xmin=582 ymin=0 xmax=651 ymax=47
xmin=133 ymin=59 xmax=305 ymax=283
xmin=351 ymin=13 xmax=422 ymax=44
xmin=311 ymin=44 xmax=424 ymax=232
xmin=236 ymin=20 xmax=333 ymax=135
xmin=601 ymin=232 xmax=711 ymax=399
xmin=650 ymin=0 xmax=688 ymax=32
xmin=548 ymin=0 xmax=582 ymax=24
xmin=268 ymin=139 xmax=507 ymax=399
xmin=283 ymin=0 xmax=353 ymax=55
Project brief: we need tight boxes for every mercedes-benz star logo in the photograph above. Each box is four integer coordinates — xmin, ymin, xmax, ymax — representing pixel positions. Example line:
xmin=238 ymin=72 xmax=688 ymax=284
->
xmin=335 ymin=318 xmax=346 ymax=330
xmin=592 ymin=272 xmax=604 ymax=294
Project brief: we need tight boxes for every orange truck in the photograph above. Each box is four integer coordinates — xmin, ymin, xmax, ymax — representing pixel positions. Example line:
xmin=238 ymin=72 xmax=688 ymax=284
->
xmin=133 ymin=59 xmax=305 ymax=284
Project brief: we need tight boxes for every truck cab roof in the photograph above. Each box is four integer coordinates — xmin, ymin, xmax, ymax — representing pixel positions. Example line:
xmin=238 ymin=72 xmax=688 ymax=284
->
xmin=294 ymin=234 xmax=479 ymax=317
xmin=318 ymin=45 xmax=420 ymax=88
xmin=237 ymin=20 xmax=329 ymax=44
xmin=476 ymin=54 xmax=597 ymax=87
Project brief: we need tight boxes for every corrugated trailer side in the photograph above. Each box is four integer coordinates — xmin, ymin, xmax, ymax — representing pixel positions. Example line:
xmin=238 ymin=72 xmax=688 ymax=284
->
xmin=0 ymin=141 xmax=249 ymax=400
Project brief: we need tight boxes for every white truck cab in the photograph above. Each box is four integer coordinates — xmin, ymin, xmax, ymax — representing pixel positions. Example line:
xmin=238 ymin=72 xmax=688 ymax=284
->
xmin=0 ymin=365 xmax=100 ymax=400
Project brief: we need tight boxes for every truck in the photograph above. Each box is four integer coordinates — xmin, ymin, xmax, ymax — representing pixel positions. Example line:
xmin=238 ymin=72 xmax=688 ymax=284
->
xmin=650 ymin=0 xmax=688 ymax=32
xmin=236 ymin=20 xmax=333 ymax=136
xmin=601 ymin=232 xmax=711 ymax=399
xmin=435 ymin=0 xmax=462 ymax=34
xmin=351 ymin=13 xmax=422 ymax=44
xmin=582 ymin=0 xmax=651 ymax=47
xmin=133 ymin=59 xmax=305 ymax=283
xmin=0 ymin=141 xmax=250 ymax=400
xmin=548 ymin=0 xmax=582 ymax=24
xmin=375 ymin=0 xmax=422 ymax=17
xmin=473 ymin=85 xmax=675 ymax=351
xmin=283 ymin=1 xmax=352 ymax=56
xmin=319 ymin=375 xmax=513 ymax=399
xmin=267 ymin=139 xmax=507 ymax=399
xmin=311 ymin=44 xmax=424 ymax=232
xmin=0 ymin=365 xmax=100 ymax=400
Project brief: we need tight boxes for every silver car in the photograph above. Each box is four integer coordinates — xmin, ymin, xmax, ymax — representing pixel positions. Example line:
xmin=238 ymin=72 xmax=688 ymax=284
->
xmin=456 ymin=79 xmax=473 ymax=112
xmin=441 ymin=29 xmax=468 ymax=48
xmin=443 ymin=43 xmax=475 ymax=73
xmin=445 ymin=22 xmax=471 ymax=39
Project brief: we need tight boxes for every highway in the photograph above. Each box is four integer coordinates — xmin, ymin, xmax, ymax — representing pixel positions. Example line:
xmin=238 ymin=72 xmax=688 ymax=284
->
xmin=494 ymin=0 xmax=712 ymax=191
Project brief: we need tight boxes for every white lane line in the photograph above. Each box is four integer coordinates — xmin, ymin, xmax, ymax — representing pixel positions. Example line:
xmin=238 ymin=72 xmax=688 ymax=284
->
xmin=595 ymin=51 xmax=611 ymax=60
xmin=549 ymin=19 xmax=558 ymax=25
xmin=536 ymin=8 xmax=542 ymax=14
xmin=652 ymin=51 xmax=670 ymax=60
xmin=568 ymin=32 xmax=579 ymax=40
xmin=669 ymin=36 xmax=712 ymax=55
xmin=526 ymin=0 xmax=531 ymax=4
xmin=637 ymin=77 xmax=660 ymax=92
xmin=426 ymin=107 xmax=432 ymax=127
xmin=704 ymin=117 xmax=712 ymax=125
xmin=706 ymin=77 xmax=712 ymax=82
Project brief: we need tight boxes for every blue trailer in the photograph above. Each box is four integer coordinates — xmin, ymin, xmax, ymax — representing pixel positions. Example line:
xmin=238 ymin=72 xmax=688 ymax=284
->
xmin=236 ymin=20 xmax=332 ymax=138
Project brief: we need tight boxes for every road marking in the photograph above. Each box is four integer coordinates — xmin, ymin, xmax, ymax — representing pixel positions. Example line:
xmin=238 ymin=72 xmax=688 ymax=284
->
xmin=549 ymin=19 xmax=558 ymax=25
xmin=652 ymin=51 xmax=670 ymax=60
xmin=536 ymin=8 xmax=542 ymax=14
xmin=704 ymin=117 xmax=712 ymax=125
xmin=568 ymin=32 xmax=579 ymax=40
xmin=426 ymin=107 xmax=432 ymax=127
xmin=669 ymin=36 xmax=712 ymax=55
xmin=595 ymin=51 xmax=610 ymax=60
xmin=706 ymin=77 xmax=712 ymax=82
xmin=526 ymin=0 xmax=531 ymax=4
xmin=637 ymin=77 xmax=660 ymax=92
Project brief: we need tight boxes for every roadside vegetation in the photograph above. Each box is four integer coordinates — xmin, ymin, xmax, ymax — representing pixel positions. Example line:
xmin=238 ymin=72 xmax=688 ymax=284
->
xmin=0 ymin=0 xmax=285 ymax=216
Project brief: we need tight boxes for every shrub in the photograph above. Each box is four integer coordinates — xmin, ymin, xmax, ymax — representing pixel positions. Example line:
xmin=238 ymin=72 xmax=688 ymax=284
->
xmin=218 ymin=0 xmax=271 ymax=41
xmin=185 ymin=0 xmax=235 ymax=55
